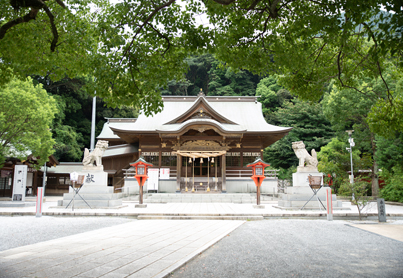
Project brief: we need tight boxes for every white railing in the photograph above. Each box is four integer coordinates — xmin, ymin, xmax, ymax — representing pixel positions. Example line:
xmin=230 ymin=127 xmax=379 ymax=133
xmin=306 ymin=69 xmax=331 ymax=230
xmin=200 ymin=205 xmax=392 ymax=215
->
xmin=123 ymin=168 xmax=177 ymax=179
xmin=265 ymin=169 xmax=279 ymax=178
xmin=123 ymin=168 xmax=277 ymax=179
xmin=226 ymin=169 xmax=252 ymax=178
xmin=226 ymin=169 xmax=279 ymax=178
xmin=123 ymin=168 xmax=136 ymax=179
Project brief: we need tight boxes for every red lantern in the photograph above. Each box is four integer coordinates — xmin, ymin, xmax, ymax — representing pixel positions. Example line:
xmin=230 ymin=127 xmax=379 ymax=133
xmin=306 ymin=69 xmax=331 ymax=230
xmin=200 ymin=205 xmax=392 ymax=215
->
xmin=130 ymin=157 xmax=153 ymax=205
xmin=247 ymin=158 xmax=270 ymax=205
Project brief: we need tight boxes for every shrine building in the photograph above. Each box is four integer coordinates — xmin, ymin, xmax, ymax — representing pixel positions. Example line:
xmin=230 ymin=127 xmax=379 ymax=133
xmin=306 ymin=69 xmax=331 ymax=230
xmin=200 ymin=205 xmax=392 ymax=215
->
xmin=97 ymin=91 xmax=292 ymax=194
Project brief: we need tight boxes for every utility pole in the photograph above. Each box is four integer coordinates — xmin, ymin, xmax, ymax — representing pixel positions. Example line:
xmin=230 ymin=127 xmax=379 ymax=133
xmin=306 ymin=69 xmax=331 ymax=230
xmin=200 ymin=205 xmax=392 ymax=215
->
xmin=346 ymin=130 xmax=355 ymax=199
xmin=90 ymin=92 xmax=96 ymax=151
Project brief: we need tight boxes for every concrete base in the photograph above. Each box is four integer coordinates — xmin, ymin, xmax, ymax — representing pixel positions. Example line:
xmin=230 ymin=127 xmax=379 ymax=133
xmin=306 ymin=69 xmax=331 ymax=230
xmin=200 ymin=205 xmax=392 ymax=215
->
xmin=135 ymin=204 xmax=147 ymax=208
xmin=62 ymin=170 xmax=122 ymax=208
xmin=273 ymin=205 xmax=350 ymax=211
xmin=277 ymin=172 xmax=344 ymax=210
xmin=0 ymin=201 xmax=35 ymax=207
xmin=253 ymin=205 xmax=265 ymax=209
xmin=278 ymin=186 xmax=344 ymax=209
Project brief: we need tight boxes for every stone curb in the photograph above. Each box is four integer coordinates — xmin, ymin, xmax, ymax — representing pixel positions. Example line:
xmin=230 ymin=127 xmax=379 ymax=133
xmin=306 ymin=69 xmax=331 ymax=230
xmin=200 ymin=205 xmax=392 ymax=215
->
xmin=1 ymin=211 xmax=403 ymax=220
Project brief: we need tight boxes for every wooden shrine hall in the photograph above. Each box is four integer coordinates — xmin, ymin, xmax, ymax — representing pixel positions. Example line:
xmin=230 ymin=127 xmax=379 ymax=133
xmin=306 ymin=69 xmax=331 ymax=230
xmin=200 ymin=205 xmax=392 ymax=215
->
xmin=98 ymin=91 xmax=292 ymax=193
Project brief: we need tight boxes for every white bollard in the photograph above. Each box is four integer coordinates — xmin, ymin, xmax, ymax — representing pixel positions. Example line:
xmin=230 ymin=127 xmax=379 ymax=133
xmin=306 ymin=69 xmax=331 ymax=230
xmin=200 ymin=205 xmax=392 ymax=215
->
xmin=36 ymin=187 xmax=44 ymax=217
xmin=326 ymin=187 xmax=333 ymax=221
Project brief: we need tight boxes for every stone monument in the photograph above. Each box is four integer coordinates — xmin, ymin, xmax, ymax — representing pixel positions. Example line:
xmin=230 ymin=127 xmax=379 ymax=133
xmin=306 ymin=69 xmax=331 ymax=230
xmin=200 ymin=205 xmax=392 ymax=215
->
xmin=276 ymin=141 xmax=343 ymax=210
xmin=61 ymin=140 xmax=123 ymax=208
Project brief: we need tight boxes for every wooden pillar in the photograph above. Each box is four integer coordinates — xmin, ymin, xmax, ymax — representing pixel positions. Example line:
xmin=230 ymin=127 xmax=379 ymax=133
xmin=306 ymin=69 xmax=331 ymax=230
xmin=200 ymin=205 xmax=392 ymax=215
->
xmin=159 ymin=149 xmax=162 ymax=168
xmin=257 ymin=185 xmax=261 ymax=205
xmin=33 ymin=171 xmax=38 ymax=196
xmin=176 ymin=155 xmax=182 ymax=193
xmin=139 ymin=184 xmax=143 ymax=204
xmin=221 ymin=154 xmax=226 ymax=193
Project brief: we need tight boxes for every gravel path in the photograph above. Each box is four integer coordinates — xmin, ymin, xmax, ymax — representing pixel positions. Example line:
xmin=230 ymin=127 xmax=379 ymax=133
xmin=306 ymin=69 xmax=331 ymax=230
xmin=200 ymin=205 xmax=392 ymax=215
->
xmin=170 ymin=220 xmax=403 ymax=278
xmin=0 ymin=216 xmax=134 ymax=251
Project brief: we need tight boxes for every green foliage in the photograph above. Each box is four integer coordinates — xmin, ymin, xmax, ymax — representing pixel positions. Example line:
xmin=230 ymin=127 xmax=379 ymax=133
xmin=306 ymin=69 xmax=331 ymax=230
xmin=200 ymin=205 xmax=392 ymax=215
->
xmin=208 ymin=1 xmax=403 ymax=134
xmin=338 ymin=178 xmax=371 ymax=220
xmin=322 ymin=77 xmax=379 ymax=195
xmin=376 ymin=133 xmax=403 ymax=203
xmin=0 ymin=77 xmax=57 ymax=167
xmin=256 ymin=76 xmax=292 ymax=122
xmin=276 ymin=166 xmax=297 ymax=180
xmin=34 ymin=76 xmax=138 ymax=162
xmin=317 ymin=138 xmax=361 ymax=193
xmin=0 ymin=1 xmax=98 ymax=87
xmin=264 ymin=98 xmax=333 ymax=169
xmin=367 ymin=73 xmax=403 ymax=137
xmin=375 ymin=133 xmax=403 ymax=172
xmin=380 ymin=167 xmax=403 ymax=203
xmin=185 ymin=54 xmax=215 ymax=94
xmin=52 ymin=125 xmax=84 ymax=162
xmin=2 ymin=1 xmax=403 ymax=132
xmin=206 ymin=58 xmax=259 ymax=96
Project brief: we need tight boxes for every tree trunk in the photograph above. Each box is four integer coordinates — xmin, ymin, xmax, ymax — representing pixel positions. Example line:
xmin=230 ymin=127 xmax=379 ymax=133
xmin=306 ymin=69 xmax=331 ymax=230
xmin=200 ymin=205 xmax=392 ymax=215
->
xmin=370 ymin=132 xmax=379 ymax=197
xmin=372 ymin=161 xmax=379 ymax=197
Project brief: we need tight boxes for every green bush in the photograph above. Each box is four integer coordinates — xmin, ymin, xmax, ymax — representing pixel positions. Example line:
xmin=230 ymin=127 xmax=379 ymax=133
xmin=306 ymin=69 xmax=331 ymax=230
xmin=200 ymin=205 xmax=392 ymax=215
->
xmin=338 ymin=178 xmax=371 ymax=220
xmin=338 ymin=178 xmax=370 ymax=198
xmin=380 ymin=168 xmax=403 ymax=203
xmin=277 ymin=166 xmax=297 ymax=180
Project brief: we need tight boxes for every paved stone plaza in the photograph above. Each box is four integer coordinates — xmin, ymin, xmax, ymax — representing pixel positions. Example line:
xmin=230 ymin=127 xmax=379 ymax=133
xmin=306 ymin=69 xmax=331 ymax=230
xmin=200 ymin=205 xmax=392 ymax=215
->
xmin=170 ymin=220 xmax=403 ymax=278
xmin=1 ymin=216 xmax=402 ymax=278
xmin=0 ymin=218 xmax=243 ymax=278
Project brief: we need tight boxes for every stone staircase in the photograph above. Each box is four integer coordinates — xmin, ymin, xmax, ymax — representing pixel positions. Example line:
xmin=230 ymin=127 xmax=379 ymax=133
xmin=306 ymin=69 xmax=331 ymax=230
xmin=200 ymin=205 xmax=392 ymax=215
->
xmin=143 ymin=193 xmax=274 ymax=204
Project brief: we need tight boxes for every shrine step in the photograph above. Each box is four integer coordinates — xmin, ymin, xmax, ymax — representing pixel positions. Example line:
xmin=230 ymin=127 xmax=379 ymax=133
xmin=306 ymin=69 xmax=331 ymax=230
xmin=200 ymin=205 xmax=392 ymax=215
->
xmin=137 ymin=214 xmax=263 ymax=220
xmin=144 ymin=193 xmax=257 ymax=203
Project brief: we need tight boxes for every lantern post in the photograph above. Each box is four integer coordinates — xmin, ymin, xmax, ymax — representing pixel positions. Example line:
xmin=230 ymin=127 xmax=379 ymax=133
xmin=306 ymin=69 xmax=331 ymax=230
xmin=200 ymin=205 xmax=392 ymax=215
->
xmin=247 ymin=158 xmax=270 ymax=207
xmin=130 ymin=157 xmax=153 ymax=208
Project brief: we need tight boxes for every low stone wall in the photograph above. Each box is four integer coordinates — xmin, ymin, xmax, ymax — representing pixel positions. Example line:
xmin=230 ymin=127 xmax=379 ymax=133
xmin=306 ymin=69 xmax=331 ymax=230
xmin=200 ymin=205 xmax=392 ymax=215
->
xmin=124 ymin=178 xmax=176 ymax=193
xmin=226 ymin=179 xmax=278 ymax=194
xmin=124 ymin=178 xmax=278 ymax=194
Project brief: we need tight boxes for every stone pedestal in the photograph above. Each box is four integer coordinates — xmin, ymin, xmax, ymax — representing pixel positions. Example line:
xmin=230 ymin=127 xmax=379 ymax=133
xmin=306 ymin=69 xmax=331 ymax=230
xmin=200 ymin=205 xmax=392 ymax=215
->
xmin=276 ymin=171 xmax=345 ymax=210
xmin=61 ymin=168 xmax=122 ymax=208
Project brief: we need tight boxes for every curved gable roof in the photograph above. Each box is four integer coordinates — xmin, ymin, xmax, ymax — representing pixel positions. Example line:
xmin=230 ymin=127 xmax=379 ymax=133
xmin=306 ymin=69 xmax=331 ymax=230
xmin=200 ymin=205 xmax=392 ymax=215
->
xmin=164 ymin=95 xmax=238 ymax=125
xmin=106 ymin=95 xmax=292 ymax=138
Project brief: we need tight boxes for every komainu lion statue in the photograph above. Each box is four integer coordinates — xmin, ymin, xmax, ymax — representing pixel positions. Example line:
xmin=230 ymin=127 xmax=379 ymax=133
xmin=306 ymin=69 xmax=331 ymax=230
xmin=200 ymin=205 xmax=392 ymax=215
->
xmin=292 ymin=141 xmax=318 ymax=171
xmin=82 ymin=140 xmax=109 ymax=167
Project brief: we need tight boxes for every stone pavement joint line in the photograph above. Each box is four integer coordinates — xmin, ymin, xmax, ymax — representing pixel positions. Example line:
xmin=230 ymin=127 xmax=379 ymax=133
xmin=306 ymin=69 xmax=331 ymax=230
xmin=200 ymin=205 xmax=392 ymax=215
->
xmin=0 ymin=220 xmax=244 ymax=278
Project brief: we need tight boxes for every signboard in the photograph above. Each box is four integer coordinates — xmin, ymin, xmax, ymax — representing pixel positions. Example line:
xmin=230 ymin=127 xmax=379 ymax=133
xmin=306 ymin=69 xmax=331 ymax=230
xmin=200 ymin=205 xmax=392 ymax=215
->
xmin=377 ymin=198 xmax=386 ymax=222
xmin=70 ymin=172 xmax=78 ymax=182
xmin=160 ymin=168 xmax=170 ymax=179
xmin=12 ymin=165 xmax=28 ymax=202
xmin=147 ymin=168 xmax=159 ymax=191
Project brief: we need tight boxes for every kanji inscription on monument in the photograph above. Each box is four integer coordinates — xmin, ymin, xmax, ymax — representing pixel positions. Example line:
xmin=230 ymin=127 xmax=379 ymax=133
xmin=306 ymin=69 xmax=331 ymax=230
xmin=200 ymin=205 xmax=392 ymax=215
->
xmin=377 ymin=198 xmax=386 ymax=222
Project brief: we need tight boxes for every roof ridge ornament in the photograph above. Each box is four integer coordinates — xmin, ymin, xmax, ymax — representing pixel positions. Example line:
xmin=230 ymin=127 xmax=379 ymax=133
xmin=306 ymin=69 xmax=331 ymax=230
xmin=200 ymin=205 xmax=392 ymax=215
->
xmin=198 ymin=88 xmax=205 ymax=97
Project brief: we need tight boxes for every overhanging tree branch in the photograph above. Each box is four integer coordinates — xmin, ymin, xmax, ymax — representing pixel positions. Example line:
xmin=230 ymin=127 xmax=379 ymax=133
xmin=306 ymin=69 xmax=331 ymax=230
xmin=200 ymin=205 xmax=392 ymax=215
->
xmin=0 ymin=8 xmax=40 ymax=40
xmin=121 ymin=0 xmax=176 ymax=64
xmin=146 ymin=23 xmax=172 ymax=55
xmin=40 ymin=1 xmax=59 ymax=52
xmin=0 ymin=0 xmax=66 ymax=52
